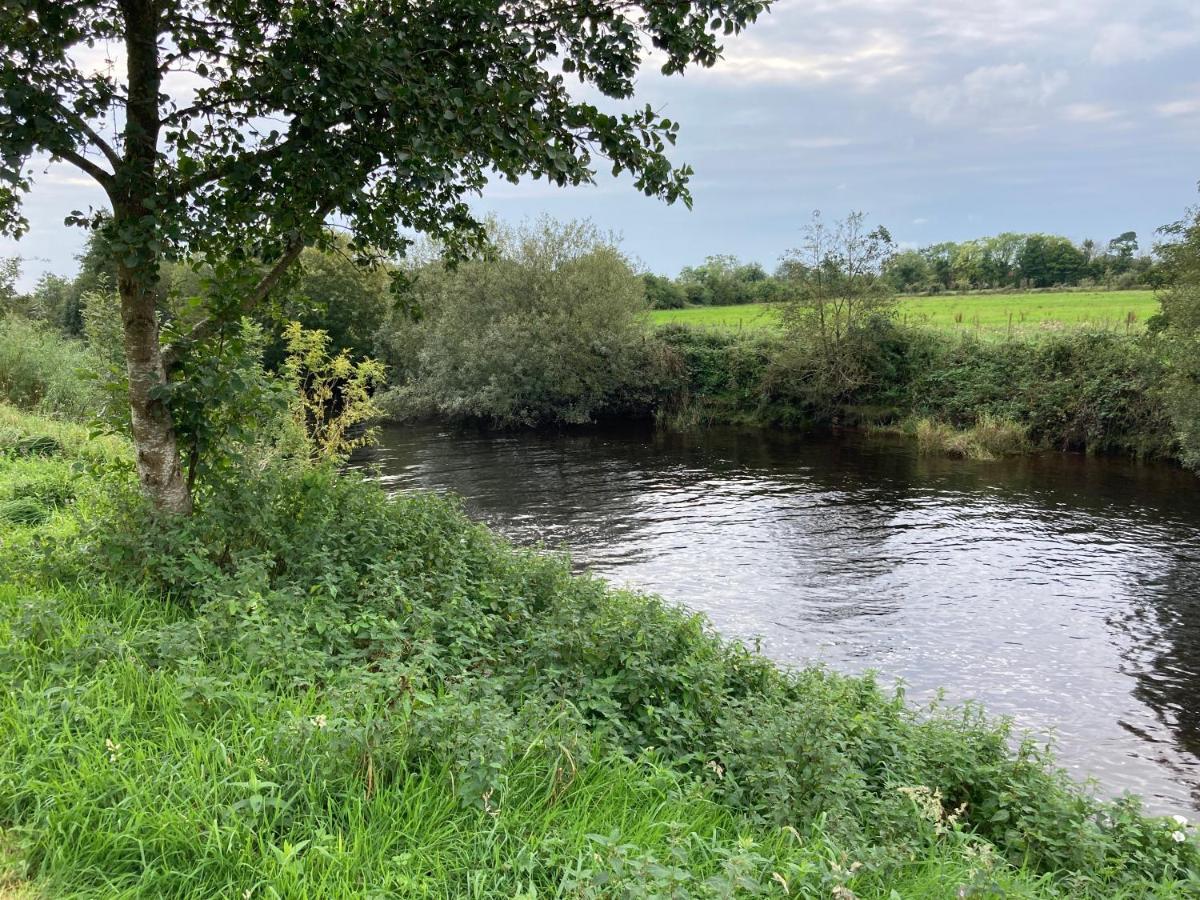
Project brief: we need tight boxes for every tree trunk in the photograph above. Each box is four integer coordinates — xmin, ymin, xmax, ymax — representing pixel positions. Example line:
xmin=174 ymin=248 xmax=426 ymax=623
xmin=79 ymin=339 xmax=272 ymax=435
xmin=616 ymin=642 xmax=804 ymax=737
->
xmin=116 ymin=0 xmax=191 ymax=514
xmin=117 ymin=262 xmax=192 ymax=515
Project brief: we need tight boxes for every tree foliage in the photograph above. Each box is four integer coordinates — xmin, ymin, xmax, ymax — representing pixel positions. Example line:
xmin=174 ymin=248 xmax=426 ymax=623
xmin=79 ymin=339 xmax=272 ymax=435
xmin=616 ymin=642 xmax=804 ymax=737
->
xmin=0 ymin=0 xmax=769 ymax=512
xmin=1157 ymin=199 xmax=1200 ymax=469
xmin=772 ymin=212 xmax=898 ymax=415
xmin=379 ymin=219 xmax=650 ymax=427
xmin=883 ymin=231 xmax=1158 ymax=293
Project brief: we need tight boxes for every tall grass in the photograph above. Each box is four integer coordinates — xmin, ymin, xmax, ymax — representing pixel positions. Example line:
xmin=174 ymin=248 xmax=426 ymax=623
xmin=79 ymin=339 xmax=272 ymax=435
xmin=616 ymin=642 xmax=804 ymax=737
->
xmin=0 ymin=316 xmax=104 ymax=422
xmin=913 ymin=414 xmax=1030 ymax=460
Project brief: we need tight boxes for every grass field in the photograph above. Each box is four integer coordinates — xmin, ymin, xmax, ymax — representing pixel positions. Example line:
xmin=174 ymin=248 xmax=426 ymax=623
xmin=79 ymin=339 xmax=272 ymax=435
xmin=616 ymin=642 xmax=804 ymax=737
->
xmin=649 ymin=289 xmax=1160 ymax=338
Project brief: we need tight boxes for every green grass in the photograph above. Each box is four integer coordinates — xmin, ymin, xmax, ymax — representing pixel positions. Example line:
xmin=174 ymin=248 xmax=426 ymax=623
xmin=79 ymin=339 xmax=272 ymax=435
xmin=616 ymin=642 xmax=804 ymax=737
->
xmin=0 ymin=404 xmax=1196 ymax=897
xmin=649 ymin=290 xmax=1160 ymax=338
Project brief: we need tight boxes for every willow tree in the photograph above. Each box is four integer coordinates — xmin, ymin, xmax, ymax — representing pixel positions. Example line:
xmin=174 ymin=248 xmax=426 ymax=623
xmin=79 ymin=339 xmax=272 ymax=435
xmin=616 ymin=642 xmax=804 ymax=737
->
xmin=0 ymin=0 xmax=767 ymax=514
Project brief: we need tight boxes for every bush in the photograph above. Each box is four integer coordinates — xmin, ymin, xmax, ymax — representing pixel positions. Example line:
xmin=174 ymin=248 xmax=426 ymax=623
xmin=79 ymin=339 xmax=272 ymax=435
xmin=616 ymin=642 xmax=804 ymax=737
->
xmin=642 ymin=273 xmax=688 ymax=309
xmin=906 ymin=331 xmax=1173 ymax=457
xmin=0 ymin=315 xmax=104 ymax=421
xmin=379 ymin=219 xmax=651 ymax=427
xmin=1158 ymin=201 xmax=1200 ymax=470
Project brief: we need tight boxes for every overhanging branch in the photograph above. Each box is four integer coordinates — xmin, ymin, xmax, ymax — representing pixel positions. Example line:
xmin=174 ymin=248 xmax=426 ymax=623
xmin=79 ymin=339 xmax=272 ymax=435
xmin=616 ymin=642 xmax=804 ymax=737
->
xmin=52 ymin=146 xmax=115 ymax=192
xmin=162 ymin=199 xmax=336 ymax=369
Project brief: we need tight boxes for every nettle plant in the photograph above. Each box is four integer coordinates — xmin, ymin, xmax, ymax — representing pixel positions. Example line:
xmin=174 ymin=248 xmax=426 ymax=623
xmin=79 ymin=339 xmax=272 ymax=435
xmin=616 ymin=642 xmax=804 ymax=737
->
xmin=0 ymin=0 xmax=768 ymax=514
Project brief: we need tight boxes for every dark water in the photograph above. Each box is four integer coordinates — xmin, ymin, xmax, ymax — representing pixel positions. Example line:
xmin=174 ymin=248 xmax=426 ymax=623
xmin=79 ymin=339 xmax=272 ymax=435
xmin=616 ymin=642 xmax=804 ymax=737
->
xmin=359 ymin=424 xmax=1200 ymax=816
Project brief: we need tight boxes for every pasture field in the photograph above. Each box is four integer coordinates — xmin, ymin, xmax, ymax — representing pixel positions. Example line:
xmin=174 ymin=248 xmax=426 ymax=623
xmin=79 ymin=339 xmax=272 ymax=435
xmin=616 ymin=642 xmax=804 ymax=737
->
xmin=649 ymin=289 xmax=1159 ymax=337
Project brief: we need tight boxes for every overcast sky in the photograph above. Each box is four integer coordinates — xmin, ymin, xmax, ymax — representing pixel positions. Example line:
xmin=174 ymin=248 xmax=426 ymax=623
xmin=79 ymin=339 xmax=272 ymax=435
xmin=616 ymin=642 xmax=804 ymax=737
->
xmin=4 ymin=0 xmax=1199 ymax=287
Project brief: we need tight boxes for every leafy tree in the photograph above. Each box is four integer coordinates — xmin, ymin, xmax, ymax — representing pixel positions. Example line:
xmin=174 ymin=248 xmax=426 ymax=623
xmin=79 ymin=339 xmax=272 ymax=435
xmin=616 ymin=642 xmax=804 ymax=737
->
xmin=381 ymin=218 xmax=649 ymax=427
xmin=1108 ymin=231 xmax=1139 ymax=271
xmin=1017 ymin=234 xmax=1087 ymax=288
xmin=265 ymin=239 xmax=395 ymax=365
xmin=0 ymin=0 xmax=768 ymax=513
xmin=0 ymin=256 xmax=21 ymax=310
xmin=884 ymin=249 xmax=932 ymax=293
xmin=920 ymin=242 xmax=958 ymax=291
xmin=678 ymin=255 xmax=772 ymax=306
xmin=28 ymin=272 xmax=76 ymax=330
xmin=776 ymin=212 xmax=896 ymax=408
xmin=643 ymin=273 xmax=687 ymax=310
xmin=780 ymin=212 xmax=895 ymax=346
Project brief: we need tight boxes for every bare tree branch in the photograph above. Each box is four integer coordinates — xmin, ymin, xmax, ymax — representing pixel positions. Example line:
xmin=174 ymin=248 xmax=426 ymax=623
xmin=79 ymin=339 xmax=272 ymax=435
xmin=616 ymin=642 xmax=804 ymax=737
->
xmin=51 ymin=146 xmax=115 ymax=192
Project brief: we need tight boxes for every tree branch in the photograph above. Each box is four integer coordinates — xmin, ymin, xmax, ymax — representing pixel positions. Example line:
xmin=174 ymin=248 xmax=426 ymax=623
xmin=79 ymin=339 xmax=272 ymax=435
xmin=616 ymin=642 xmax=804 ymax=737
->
xmin=51 ymin=146 xmax=115 ymax=192
xmin=162 ymin=199 xmax=336 ymax=368
xmin=49 ymin=96 xmax=124 ymax=171
xmin=169 ymin=140 xmax=288 ymax=198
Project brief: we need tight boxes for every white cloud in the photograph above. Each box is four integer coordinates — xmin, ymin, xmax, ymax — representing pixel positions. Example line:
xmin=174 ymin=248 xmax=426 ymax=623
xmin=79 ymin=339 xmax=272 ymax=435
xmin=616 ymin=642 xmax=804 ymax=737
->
xmin=1091 ymin=20 xmax=1200 ymax=63
xmin=1062 ymin=102 xmax=1120 ymax=124
xmin=1156 ymin=94 xmax=1200 ymax=119
xmin=706 ymin=30 xmax=911 ymax=87
xmin=911 ymin=64 xmax=1068 ymax=125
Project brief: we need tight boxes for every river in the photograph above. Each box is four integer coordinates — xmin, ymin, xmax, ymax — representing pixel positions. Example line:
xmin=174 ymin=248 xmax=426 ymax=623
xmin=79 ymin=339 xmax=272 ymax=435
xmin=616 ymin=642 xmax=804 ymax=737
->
xmin=358 ymin=423 xmax=1200 ymax=816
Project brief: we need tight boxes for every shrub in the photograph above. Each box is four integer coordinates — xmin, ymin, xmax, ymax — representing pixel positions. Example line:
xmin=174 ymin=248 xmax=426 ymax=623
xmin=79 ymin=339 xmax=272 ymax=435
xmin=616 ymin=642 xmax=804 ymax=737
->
xmin=905 ymin=331 xmax=1173 ymax=457
xmin=379 ymin=219 xmax=651 ymax=427
xmin=1158 ymin=201 xmax=1200 ymax=470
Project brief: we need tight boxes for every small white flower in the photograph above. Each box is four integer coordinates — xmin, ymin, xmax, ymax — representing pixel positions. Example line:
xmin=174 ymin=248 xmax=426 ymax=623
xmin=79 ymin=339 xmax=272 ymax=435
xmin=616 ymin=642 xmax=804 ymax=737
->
xmin=1173 ymin=814 xmax=1188 ymax=827
xmin=1172 ymin=831 xmax=1187 ymax=843
xmin=310 ymin=714 xmax=328 ymax=729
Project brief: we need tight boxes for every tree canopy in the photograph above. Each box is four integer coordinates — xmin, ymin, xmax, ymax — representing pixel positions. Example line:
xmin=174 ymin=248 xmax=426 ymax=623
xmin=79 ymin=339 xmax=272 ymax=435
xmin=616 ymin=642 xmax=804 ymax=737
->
xmin=0 ymin=0 xmax=769 ymax=512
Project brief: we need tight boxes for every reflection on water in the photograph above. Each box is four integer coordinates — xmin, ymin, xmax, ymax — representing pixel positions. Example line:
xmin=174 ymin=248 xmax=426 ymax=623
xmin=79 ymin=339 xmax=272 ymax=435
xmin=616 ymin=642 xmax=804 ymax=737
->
xmin=357 ymin=423 xmax=1200 ymax=814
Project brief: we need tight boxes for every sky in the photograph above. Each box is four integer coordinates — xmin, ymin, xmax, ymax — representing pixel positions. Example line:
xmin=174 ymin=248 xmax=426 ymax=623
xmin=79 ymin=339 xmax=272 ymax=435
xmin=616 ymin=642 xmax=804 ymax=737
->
xmin=4 ymin=0 xmax=1200 ymax=287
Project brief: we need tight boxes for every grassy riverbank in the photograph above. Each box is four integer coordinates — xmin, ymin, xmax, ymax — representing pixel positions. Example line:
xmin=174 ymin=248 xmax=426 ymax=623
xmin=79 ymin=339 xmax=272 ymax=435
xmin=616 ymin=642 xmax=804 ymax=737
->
xmin=649 ymin=290 xmax=1159 ymax=338
xmin=1 ymin=403 xmax=1198 ymax=897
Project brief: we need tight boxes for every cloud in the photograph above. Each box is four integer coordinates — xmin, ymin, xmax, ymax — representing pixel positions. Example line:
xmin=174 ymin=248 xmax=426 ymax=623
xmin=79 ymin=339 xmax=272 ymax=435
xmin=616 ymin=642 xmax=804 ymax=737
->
xmin=1062 ymin=102 xmax=1121 ymax=124
xmin=706 ymin=30 xmax=911 ymax=87
xmin=910 ymin=64 xmax=1068 ymax=125
xmin=1091 ymin=20 xmax=1200 ymax=63
xmin=1156 ymin=94 xmax=1200 ymax=119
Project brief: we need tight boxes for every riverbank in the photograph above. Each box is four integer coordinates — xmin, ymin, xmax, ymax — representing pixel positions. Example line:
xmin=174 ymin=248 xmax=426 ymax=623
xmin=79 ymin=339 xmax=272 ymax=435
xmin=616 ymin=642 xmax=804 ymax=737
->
xmin=1 ymin=404 xmax=1198 ymax=896
xmin=635 ymin=324 xmax=1177 ymax=462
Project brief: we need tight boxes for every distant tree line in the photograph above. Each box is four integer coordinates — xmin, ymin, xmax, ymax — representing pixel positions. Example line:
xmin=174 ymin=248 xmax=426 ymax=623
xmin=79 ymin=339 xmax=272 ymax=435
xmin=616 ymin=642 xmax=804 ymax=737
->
xmin=643 ymin=230 xmax=1163 ymax=309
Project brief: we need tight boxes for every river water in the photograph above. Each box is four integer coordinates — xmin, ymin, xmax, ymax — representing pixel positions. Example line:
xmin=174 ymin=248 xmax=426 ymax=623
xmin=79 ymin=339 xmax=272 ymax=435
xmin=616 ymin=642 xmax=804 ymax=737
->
xmin=359 ymin=424 xmax=1200 ymax=816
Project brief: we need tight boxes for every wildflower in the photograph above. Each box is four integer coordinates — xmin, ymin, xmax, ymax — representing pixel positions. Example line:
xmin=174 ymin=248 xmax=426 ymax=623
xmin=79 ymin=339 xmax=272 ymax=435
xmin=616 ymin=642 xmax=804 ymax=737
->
xmin=1173 ymin=814 xmax=1189 ymax=827
xmin=310 ymin=714 xmax=328 ymax=729
xmin=1172 ymin=831 xmax=1187 ymax=843
xmin=105 ymin=738 xmax=121 ymax=763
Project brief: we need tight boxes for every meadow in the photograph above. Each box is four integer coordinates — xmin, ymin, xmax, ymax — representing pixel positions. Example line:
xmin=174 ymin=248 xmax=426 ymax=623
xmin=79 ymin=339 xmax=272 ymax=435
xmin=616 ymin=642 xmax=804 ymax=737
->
xmin=649 ymin=289 xmax=1159 ymax=337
